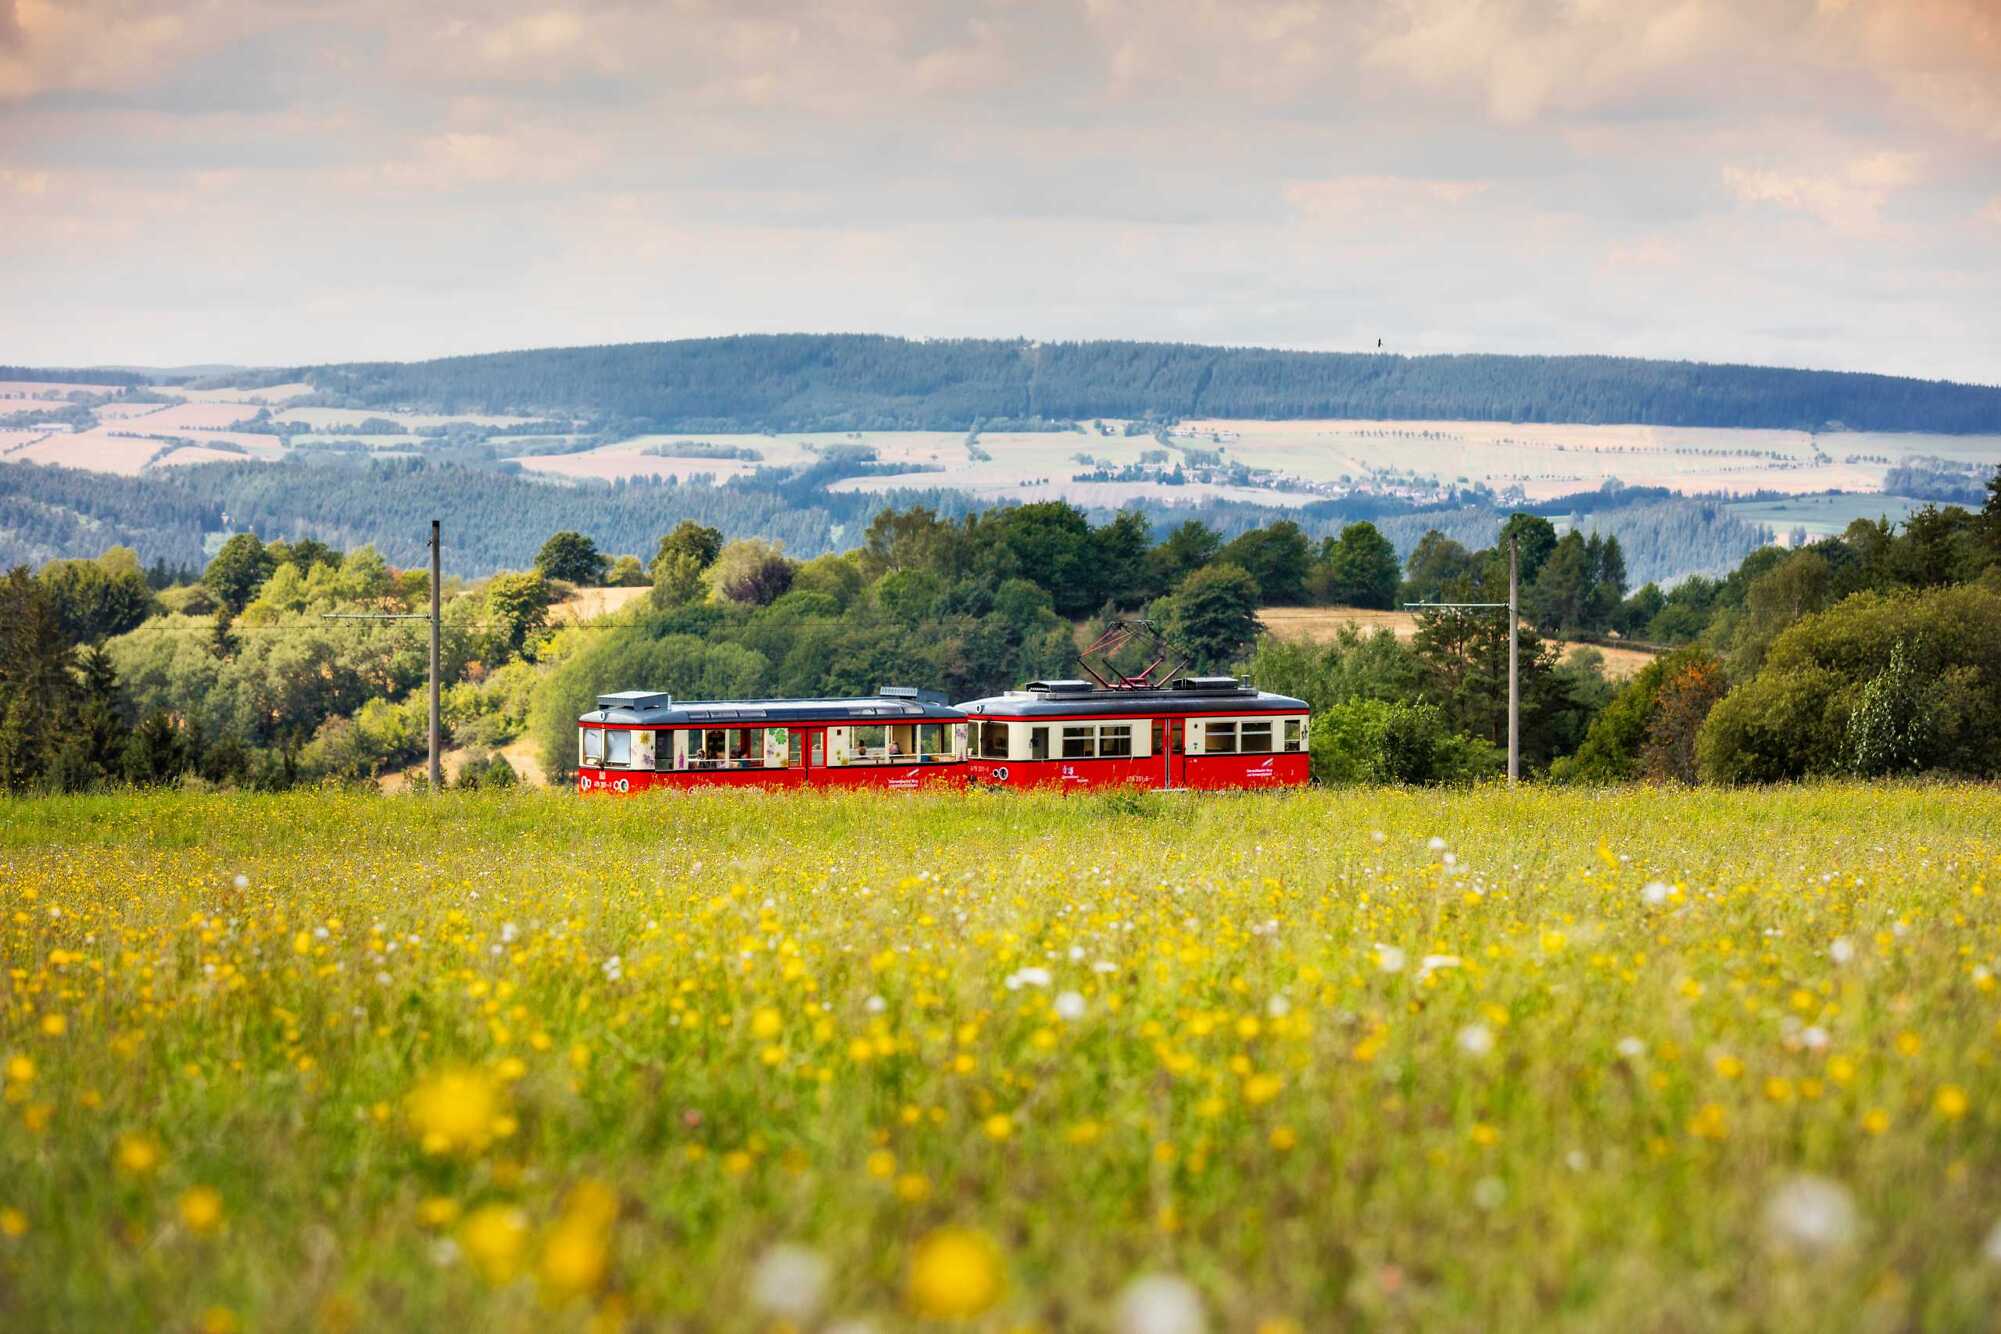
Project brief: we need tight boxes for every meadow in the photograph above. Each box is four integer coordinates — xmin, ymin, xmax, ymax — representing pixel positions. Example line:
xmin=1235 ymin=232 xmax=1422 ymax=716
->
xmin=2 ymin=784 xmax=1999 ymax=1332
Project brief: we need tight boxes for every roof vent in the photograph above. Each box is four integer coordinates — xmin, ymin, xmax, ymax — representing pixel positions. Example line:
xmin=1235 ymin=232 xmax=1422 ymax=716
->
xmin=1172 ymin=676 xmax=1245 ymax=692
xmin=1025 ymin=679 xmax=1095 ymax=694
xmin=876 ymin=685 xmax=920 ymax=698
xmin=597 ymin=690 xmax=673 ymax=709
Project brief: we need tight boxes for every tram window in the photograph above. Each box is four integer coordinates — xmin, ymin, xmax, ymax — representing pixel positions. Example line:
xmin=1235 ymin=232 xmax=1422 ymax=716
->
xmin=978 ymin=721 xmax=1009 ymax=758
xmin=728 ymin=728 xmax=762 ymax=767
xmin=917 ymin=723 xmax=951 ymax=760
xmin=1029 ymin=726 xmax=1049 ymax=760
xmin=631 ymin=730 xmax=656 ymax=769
xmin=1206 ymin=721 xmax=1238 ymax=754
xmin=1151 ymin=720 xmax=1165 ymax=757
xmin=850 ymin=724 xmax=888 ymax=763
xmin=1098 ymin=723 xmax=1133 ymax=757
xmin=786 ymin=730 xmax=806 ymax=769
xmin=1239 ymin=721 xmax=1273 ymax=753
xmin=1282 ymin=719 xmax=1304 ymax=752
xmin=811 ymin=731 xmax=825 ymax=766
xmin=1061 ymin=725 xmax=1097 ymax=759
xmin=581 ymin=728 xmax=603 ymax=764
xmin=605 ymin=729 xmax=632 ymax=766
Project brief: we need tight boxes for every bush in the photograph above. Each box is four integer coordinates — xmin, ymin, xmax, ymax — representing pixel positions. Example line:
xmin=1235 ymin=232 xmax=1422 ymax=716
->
xmin=1310 ymin=697 xmax=1501 ymax=786
xmin=1697 ymin=584 xmax=2001 ymax=783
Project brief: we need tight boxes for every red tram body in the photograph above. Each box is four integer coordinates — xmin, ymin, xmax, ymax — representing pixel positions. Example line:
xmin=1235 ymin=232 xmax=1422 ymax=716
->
xmin=956 ymin=676 xmax=1310 ymax=791
xmin=575 ymin=676 xmax=1311 ymax=795
xmin=573 ymin=688 xmax=970 ymax=794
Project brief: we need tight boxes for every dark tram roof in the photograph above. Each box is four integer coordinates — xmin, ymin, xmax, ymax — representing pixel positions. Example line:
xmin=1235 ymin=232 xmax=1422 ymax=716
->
xmin=955 ymin=676 xmax=1308 ymax=718
xmin=580 ymin=686 xmax=965 ymax=726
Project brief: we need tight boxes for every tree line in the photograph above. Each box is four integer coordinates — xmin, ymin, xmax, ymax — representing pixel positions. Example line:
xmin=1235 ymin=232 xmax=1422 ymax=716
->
xmin=283 ymin=335 xmax=2001 ymax=433
xmin=4 ymin=469 xmax=1997 ymax=794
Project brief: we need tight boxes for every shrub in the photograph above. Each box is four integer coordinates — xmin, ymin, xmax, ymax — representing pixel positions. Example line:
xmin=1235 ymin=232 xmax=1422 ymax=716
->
xmin=1310 ymin=697 xmax=1501 ymax=786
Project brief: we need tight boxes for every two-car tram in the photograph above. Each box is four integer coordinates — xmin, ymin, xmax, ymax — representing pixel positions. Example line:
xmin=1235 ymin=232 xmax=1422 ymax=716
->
xmin=574 ymin=687 xmax=969 ymax=793
xmin=956 ymin=676 xmax=1310 ymax=791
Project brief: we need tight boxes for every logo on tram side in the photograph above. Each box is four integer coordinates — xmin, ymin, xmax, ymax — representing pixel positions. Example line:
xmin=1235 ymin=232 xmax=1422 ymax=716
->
xmin=888 ymin=768 xmax=921 ymax=789
xmin=1245 ymin=758 xmax=1275 ymax=779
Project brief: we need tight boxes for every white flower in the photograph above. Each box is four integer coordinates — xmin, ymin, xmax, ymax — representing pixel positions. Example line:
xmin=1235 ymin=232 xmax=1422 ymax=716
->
xmin=1370 ymin=830 xmax=1386 ymax=844
xmin=1565 ymin=1150 xmax=1588 ymax=1172
xmin=1005 ymin=966 xmax=1052 ymax=990
xmin=1641 ymin=881 xmax=1671 ymax=906
xmin=1374 ymin=944 xmax=1406 ymax=974
xmin=1800 ymin=1026 xmax=1830 ymax=1051
xmin=863 ymin=994 xmax=886 ymax=1014
xmin=1265 ymin=995 xmax=1291 ymax=1018
xmin=1417 ymin=954 xmax=1461 ymax=979
xmin=1093 ymin=960 xmax=1119 ymax=974
xmin=1456 ymin=1024 xmax=1494 ymax=1057
xmin=1068 ymin=945 xmax=1085 ymax=961
xmin=1763 ymin=1175 xmax=1859 ymax=1254
xmin=1829 ymin=938 xmax=1855 ymax=964
xmin=1983 ymin=1219 xmax=2001 ymax=1264
xmin=1427 ymin=836 xmax=1447 ymax=851
xmin=232 ymin=873 xmax=249 ymax=889
xmin=748 ymin=1243 xmax=830 ymax=1321
xmin=500 ymin=922 xmax=518 ymax=944
xmin=1054 ymin=991 xmax=1087 ymax=1021
xmin=1113 ymin=1274 xmax=1208 ymax=1334
xmin=1616 ymin=1036 xmax=1644 ymax=1059
xmin=1472 ymin=1177 xmax=1506 ymax=1210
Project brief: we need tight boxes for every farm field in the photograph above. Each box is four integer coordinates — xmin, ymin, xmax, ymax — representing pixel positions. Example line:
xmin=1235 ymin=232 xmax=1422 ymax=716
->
xmin=1256 ymin=606 xmax=1658 ymax=679
xmin=3 ymin=785 xmax=1999 ymax=1331
xmin=1727 ymin=494 xmax=1932 ymax=540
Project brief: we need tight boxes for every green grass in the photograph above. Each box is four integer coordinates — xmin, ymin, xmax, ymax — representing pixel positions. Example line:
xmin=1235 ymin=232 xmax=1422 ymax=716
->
xmin=2 ymin=784 xmax=1999 ymax=1331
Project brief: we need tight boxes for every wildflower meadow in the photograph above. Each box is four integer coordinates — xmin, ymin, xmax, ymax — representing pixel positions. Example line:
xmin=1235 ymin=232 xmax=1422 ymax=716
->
xmin=3 ymin=784 xmax=1999 ymax=1331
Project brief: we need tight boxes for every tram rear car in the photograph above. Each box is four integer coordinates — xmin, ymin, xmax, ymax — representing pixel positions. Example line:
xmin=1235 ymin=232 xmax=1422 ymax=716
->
xmin=575 ymin=688 xmax=969 ymax=793
xmin=956 ymin=676 xmax=1309 ymax=791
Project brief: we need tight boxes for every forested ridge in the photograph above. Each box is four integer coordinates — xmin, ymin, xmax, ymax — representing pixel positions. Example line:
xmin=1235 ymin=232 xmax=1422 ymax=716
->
xmin=292 ymin=335 xmax=2001 ymax=433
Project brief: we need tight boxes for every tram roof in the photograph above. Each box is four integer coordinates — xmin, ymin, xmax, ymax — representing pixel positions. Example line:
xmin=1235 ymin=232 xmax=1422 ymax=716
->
xmin=580 ymin=687 xmax=965 ymax=726
xmin=955 ymin=678 xmax=1308 ymax=718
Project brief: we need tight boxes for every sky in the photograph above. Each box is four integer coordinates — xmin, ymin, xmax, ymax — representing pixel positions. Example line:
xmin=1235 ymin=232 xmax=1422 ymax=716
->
xmin=1 ymin=0 xmax=1998 ymax=384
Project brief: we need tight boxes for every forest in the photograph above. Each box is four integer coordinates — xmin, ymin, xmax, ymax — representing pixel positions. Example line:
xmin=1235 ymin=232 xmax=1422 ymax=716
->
xmin=281 ymin=336 xmax=2001 ymax=433
xmin=0 ymin=457 xmax=1767 ymax=586
xmin=3 ymin=467 xmax=1996 ymax=797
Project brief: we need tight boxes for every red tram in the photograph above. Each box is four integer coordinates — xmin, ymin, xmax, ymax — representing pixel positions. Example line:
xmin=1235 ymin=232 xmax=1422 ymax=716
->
xmin=574 ymin=687 xmax=970 ymax=794
xmin=956 ymin=676 xmax=1310 ymax=791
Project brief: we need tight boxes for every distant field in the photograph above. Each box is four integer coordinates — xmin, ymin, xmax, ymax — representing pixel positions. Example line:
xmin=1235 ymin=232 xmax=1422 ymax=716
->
xmin=1728 ymin=494 xmax=1935 ymax=540
xmin=1257 ymin=605 xmax=1658 ymax=678
xmin=3 ymin=786 xmax=1998 ymax=1329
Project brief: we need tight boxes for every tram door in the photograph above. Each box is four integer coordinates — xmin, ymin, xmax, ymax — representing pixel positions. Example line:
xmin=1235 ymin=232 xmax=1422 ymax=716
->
xmin=1155 ymin=719 xmax=1186 ymax=789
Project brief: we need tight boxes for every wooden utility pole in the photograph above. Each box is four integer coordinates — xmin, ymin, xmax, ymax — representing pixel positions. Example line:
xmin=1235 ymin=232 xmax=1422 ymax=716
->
xmin=1405 ymin=530 xmax=1522 ymax=788
xmin=428 ymin=518 xmax=442 ymax=791
xmin=1507 ymin=536 xmax=1519 ymax=787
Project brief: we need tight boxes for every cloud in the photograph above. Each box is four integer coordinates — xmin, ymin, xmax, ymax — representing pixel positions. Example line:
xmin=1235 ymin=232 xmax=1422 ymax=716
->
xmin=0 ymin=0 xmax=1995 ymax=383
xmin=1721 ymin=152 xmax=1928 ymax=233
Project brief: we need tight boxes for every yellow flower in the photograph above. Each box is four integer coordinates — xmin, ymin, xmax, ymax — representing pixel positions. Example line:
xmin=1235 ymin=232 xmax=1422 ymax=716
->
xmin=1687 ymin=1103 xmax=1728 ymax=1141
xmin=4 ymin=1056 xmax=33 ymax=1085
xmin=1711 ymin=1054 xmax=1743 ymax=1080
xmin=178 ymin=1186 xmax=224 ymax=1235
xmin=1470 ymin=1122 xmax=1500 ymax=1146
xmin=115 ymin=1132 xmax=162 ymax=1177
xmin=895 ymin=1173 xmax=932 ymax=1203
xmin=983 ymin=1113 xmax=1013 ymax=1141
xmin=1269 ymin=1125 xmax=1297 ymax=1151
xmin=1541 ymin=930 xmax=1567 ymax=955
xmin=866 ymin=1149 xmax=897 ymax=1179
xmin=723 ymin=1151 xmax=753 ymax=1177
xmin=405 ymin=1068 xmax=503 ymax=1156
xmin=418 ymin=1197 xmax=461 ymax=1229
xmin=38 ymin=1014 xmax=65 ymax=1038
xmin=1064 ymin=1120 xmax=1104 ymax=1146
xmin=1895 ymin=1031 xmax=1922 ymax=1057
xmin=1242 ymin=1073 xmax=1283 ymax=1107
xmin=1861 ymin=1108 xmax=1891 ymax=1135
xmin=538 ymin=1187 xmax=618 ymax=1304
xmin=750 ymin=1008 xmax=784 ymax=1041
xmin=1935 ymin=1085 xmax=1970 ymax=1120
xmin=460 ymin=1204 xmax=530 ymax=1284
xmin=198 ymin=1308 xmax=239 ymax=1334
xmin=906 ymin=1227 xmax=1004 ymax=1319
xmin=0 ymin=1207 xmax=25 ymax=1238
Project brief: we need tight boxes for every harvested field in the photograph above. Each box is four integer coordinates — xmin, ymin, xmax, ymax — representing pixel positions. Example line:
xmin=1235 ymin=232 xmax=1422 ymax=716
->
xmin=1257 ymin=605 xmax=1658 ymax=678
